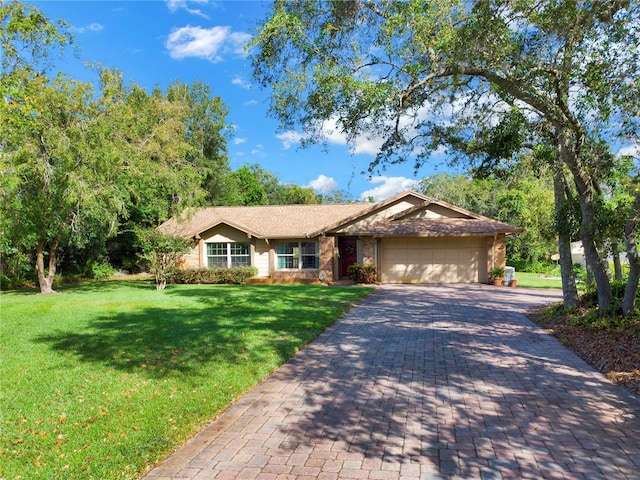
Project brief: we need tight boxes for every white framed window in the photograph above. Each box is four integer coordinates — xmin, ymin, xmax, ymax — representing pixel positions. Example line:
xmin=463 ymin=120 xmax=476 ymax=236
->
xmin=206 ymin=242 xmax=250 ymax=268
xmin=276 ymin=241 xmax=319 ymax=270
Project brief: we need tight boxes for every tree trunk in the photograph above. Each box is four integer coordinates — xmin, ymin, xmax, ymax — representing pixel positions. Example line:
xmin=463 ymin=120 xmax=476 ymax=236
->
xmin=558 ymin=233 xmax=579 ymax=308
xmin=556 ymin=127 xmax=612 ymax=310
xmin=597 ymin=241 xmax=613 ymax=279
xmin=611 ymin=240 xmax=622 ymax=281
xmin=35 ymin=239 xmax=57 ymax=294
xmin=622 ymin=191 xmax=640 ymax=316
xmin=586 ymin=265 xmax=595 ymax=290
xmin=553 ymin=161 xmax=579 ymax=308
xmin=155 ymin=265 xmax=166 ymax=291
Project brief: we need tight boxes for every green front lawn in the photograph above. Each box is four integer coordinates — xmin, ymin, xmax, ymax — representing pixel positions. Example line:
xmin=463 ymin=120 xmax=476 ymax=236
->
xmin=0 ymin=281 xmax=372 ymax=480
xmin=514 ymin=271 xmax=564 ymax=289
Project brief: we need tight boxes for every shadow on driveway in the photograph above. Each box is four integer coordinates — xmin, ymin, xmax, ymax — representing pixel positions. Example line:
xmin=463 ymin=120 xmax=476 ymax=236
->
xmin=145 ymin=284 xmax=640 ymax=479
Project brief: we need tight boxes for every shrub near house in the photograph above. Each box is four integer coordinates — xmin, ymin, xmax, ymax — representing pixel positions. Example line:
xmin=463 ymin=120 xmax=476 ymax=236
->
xmin=167 ymin=266 xmax=258 ymax=285
xmin=348 ymin=264 xmax=377 ymax=284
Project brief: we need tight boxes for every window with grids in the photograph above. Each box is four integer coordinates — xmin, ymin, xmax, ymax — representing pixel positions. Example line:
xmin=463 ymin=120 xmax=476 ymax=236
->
xmin=206 ymin=242 xmax=250 ymax=268
xmin=276 ymin=241 xmax=319 ymax=270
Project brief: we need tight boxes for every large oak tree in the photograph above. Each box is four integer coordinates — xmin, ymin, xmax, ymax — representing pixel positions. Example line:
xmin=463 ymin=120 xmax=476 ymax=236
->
xmin=250 ymin=0 xmax=640 ymax=312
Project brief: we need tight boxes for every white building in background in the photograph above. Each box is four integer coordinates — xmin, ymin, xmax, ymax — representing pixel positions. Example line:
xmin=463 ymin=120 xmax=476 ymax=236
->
xmin=570 ymin=241 xmax=628 ymax=268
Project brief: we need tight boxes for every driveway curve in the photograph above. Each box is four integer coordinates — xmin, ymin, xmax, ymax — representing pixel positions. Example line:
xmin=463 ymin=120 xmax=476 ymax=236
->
xmin=144 ymin=284 xmax=640 ymax=480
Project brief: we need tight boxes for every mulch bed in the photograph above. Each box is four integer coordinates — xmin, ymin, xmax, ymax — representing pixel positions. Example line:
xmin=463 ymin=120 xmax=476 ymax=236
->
xmin=526 ymin=306 xmax=640 ymax=398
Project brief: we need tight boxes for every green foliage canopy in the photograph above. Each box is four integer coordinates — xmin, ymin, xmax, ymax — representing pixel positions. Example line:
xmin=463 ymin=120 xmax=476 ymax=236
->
xmin=250 ymin=1 xmax=638 ymax=168
xmin=0 ymin=0 xmax=73 ymax=75
xmin=0 ymin=3 xmax=229 ymax=293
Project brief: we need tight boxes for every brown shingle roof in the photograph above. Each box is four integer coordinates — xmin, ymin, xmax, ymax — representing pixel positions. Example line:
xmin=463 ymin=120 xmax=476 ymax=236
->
xmin=157 ymin=190 xmax=523 ymax=240
xmin=157 ymin=203 xmax=373 ymax=239
xmin=350 ymin=218 xmax=524 ymax=237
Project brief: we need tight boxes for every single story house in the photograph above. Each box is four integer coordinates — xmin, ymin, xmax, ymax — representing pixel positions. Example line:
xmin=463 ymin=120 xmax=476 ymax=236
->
xmin=158 ymin=190 xmax=522 ymax=284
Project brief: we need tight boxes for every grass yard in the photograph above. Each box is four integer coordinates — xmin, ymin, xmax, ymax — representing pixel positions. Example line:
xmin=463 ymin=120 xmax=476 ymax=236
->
xmin=514 ymin=271 xmax=564 ymax=289
xmin=0 ymin=281 xmax=372 ymax=480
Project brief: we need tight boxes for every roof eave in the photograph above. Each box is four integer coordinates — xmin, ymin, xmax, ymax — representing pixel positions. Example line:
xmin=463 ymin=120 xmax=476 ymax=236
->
xmin=350 ymin=226 xmax=524 ymax=237
xmin=369 ymin=232 xmax=522 ymax=238
xmin=188 ymin=219 xmax=266 ymax=240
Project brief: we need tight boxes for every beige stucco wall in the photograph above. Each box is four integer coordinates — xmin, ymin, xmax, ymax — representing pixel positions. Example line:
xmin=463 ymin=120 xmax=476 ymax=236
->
xmin=182 ymin=240 xmax=202 ymax=269
xmin=406 ymin=204 xmax=469 ymax=219
xmin=201 ymin=224 xmax=251 ymax=243
xmin=253 ymin=239 xmax=270 ymax=277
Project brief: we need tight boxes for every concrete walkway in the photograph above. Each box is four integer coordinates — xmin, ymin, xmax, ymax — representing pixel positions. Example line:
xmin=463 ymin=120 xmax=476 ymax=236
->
xmin=144 ymin=284 xmax=640 ymax=480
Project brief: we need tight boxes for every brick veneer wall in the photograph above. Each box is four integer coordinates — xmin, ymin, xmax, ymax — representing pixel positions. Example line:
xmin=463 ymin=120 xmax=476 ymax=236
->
xmin=319 ymin=236 xmax=335 ymax=283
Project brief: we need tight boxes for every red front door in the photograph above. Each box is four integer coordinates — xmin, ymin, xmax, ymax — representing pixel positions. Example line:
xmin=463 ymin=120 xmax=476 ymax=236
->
xmin=339 ymin=237 xmax=358 ymax=279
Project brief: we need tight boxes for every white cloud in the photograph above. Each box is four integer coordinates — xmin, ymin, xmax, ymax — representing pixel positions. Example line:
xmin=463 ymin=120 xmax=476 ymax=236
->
xmin=351 ymin=137 xmax=384 ymax=155
xmin=276 ymin=131 xmax=305 ymax=150
xmin=72 ymin=23 xmax=104 ymax=34
xmin=317 ymin=118 xmax=384 ymax=155
xmin=618 ymin=144 xmax=639 ymax=158
xmin=233 ymin=137 xmax=247 ymax=145
xmin=166 ymin=0 xmax=210 ymax=18
xmin=307 ymin=175 xmax=338 ymax=193
xmin=273 ymin=101 xmax=470 ymax=159
xmin=251 ymin=144 xmax=264 ymax=156
xmin=359 ymin=176 xmax=419 ymax=202
xmin=277 ymin=107 xmax=435 ymax=157
xmin=166 ymin=25 xmax=251 ymax=62
xmin=275 ymin=122 xmax=384 ymax=155
xmin=232 ymin=75 xmax=252 ymax=89
xmin=243 ymin=100 xmax=258 ymax=106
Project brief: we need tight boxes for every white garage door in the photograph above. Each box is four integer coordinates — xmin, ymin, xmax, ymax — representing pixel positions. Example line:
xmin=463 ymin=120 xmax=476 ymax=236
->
xmin=381 ymin=237 xmax=487 ymax=284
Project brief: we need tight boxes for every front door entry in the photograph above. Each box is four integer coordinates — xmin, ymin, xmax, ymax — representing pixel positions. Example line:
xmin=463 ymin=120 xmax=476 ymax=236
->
xmin=338 ymin=237 xmax=358 ymax=279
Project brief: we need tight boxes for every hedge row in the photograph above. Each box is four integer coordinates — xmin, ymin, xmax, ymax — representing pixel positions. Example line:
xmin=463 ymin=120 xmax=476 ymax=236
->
xmin=167 ymin=266 xmax=259 ymax=285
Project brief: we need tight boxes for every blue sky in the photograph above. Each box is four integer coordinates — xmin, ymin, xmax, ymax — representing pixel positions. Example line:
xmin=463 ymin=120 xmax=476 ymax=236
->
xmin=32 ymin=0 xmax=456 ymax=202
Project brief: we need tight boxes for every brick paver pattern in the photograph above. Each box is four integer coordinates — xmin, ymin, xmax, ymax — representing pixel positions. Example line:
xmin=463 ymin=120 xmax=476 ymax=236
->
xmin=144 ymin=284 xmax=640 ymax=480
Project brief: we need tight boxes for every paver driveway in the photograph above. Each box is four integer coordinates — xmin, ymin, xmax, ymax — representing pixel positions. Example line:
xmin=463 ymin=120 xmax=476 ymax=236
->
xmin=144 ymin=284 xmax=640 ymax=480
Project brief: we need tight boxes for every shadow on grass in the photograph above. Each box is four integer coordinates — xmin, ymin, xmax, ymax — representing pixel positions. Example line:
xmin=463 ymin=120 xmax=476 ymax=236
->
xmin=1 ymin=278 xmax=155 ymax=296
xmin=55 ymin=278 xmax=155 ymax=293
xmin=34 ymin=284 xmax=370 ymax=379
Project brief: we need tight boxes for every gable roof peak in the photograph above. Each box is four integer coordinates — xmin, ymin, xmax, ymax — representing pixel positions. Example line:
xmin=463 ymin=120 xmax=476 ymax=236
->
xmin=375 ymin=189 xmax=430 ymax=205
